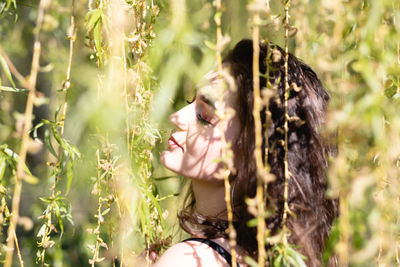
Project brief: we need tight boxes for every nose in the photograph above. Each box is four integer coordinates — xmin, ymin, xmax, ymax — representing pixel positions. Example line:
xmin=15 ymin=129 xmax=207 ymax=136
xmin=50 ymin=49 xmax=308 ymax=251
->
xmin=169 ymin=103 xmax=194 ymax=131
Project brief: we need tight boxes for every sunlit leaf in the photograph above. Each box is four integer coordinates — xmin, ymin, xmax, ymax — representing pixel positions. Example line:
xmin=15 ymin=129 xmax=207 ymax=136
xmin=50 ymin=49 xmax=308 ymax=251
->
xmin=54 ymin=202 xmax=64 ymax=234
xmin=54 ymin=104 xmax=62 ymax=121
xmin=2 ymin=147 xmax=34 ymax=177
xmin=204 ymin=40 xmax=216 ymax=50
xmin=39 ymin=197 xmax=52 ymax=203
xmin=32 ymin=121 xmax=45 ymax=139
xmin=0 ymin=156 xmax=6 ymax=181
xmin=44 ymin=128 xmax=58 ymax=158
xmin=101 ymin=208 xmax=110 ymax=216
xmin=0 ymin=85 xmax=28 ymax=93
xmin=0 ymin=54 xmax=16 ymax=88
xmin=23 ymin=173 xmax=39 ymax=184
xmin=65 ymin=161 xmax=73 ymax=195
xmin=93 ymin=20 xmax=103 ymax=66
xmin=37 ymin=224 xmax=47 ymax=237
xmin=85 ymin=9 xmax=102 ymax=30
xmin=244 ymin=256 xmax=258 ymax=267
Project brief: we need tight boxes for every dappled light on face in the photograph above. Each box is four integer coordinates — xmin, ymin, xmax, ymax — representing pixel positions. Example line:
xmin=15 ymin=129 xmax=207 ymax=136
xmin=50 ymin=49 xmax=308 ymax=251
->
xmin=161 ymin=73 xmax=239 ymax=182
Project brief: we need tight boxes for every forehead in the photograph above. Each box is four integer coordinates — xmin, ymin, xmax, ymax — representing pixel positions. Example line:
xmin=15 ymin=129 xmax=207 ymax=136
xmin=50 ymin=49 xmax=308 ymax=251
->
xmin=196 ymin=70 xmax=237 ymax=109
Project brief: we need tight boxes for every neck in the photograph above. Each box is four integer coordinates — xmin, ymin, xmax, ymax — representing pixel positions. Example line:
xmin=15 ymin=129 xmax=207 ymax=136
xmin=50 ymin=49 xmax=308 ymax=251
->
xmin=192 ymin=179 xmax=227 ymax=218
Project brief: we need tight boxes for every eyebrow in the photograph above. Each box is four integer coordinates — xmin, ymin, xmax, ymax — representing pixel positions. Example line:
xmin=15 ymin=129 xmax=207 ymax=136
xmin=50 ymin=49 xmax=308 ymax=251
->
xmin=197 ymin=93 xmax=216 ymax=109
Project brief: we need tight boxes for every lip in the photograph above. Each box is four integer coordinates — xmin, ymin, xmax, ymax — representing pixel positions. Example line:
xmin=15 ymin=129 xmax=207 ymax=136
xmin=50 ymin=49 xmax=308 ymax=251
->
xmin=168 ymin=134 xmax=184 ymax=152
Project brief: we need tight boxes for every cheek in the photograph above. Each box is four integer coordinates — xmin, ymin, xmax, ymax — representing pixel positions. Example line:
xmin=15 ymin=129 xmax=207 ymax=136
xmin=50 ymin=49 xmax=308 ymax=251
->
xmin=185 ymin=126 xmax=224 ymax=179
xmin=187 ymin=125 xmax=221 ymax=156
xmin=160 ymin=148 xmax=184 ymax=172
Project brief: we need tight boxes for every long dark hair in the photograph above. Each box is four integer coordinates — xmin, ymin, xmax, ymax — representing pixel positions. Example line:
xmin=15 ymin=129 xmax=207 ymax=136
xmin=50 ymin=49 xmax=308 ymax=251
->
xmin=178 ymin=39 xmax=338 ymax=266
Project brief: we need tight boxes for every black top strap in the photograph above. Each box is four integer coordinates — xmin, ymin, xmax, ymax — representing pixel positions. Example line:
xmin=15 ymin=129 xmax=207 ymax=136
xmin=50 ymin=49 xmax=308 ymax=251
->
xmin=182 ymin=238 xmax=240 ymax=267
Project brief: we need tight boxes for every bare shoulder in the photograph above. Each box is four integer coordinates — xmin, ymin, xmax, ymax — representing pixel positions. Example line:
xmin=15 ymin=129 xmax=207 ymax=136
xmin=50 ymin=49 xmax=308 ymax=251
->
xmin=152 ymin=240 xmax=230 ymax=267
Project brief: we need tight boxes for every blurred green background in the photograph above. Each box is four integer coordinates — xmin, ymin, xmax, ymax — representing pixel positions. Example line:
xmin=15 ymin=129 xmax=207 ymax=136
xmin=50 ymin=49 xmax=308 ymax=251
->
xmin=0 ymin=0 xmax=399 ymax=266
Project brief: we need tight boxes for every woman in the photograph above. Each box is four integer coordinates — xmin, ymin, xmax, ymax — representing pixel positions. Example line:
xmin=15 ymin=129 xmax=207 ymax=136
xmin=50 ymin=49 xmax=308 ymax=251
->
xmin=154 ymin=39 xmax=338 ymax=267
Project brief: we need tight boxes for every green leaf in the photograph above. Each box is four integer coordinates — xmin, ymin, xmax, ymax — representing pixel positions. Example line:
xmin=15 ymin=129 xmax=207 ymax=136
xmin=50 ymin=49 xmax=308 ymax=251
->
xmin=23 ymin=173 xmax=39 ymax=184
xmin=37 ymin=224 xmax=47 ymax=237
xmin=273 ymin=254 xmax=283 ymax=267
xmin=244 ymin=256 xmax=258 ymax=267
xmin=39 ymin=197 xmax=52 ymax=203
xmin=156 ymin=193 xmax=179 ymax=201
xmin=54 ymin=202 xmax=64 ymax=234
xmin=69 ymin=145 xmax=81 ymax=159
xmin=55 ymin=104 xmax=62 ymax=121
xmin=32 ymin=121 xmax=45 ymax=139
xmin=2 ymin=147 xmax=35 ymax=177
xmin=51 ymin=125 xmax=70 ymax=154
xmin=293 ymin=251 xmax=307 ymax=267
xmin=152 ymin=175 xmax=178 ymax=181
xmin=94 ymin=21 xmax=103 ymax=66
xmin=44 ymin=128 xmax=58 ymax=158
xmin=204 ymin=40 xmax=216 ymax=51
xmin=0 ymin=54 xmax=16 ymax=88
xmin=85 ymin=9 xmax=102 ymax=30
xmin=0 ymin=85 xmax=28 ymax=93
xmin=0 ymin=155 xmax=6 ymax=181
xmin=246 ymin=217 xmax=258 ymax=227
xmin=145 ymin=189 xmax=166 ymax=230
xmin=101 ymin=208 xmax=110 ymax=216
xmin=65 ymin=161 xmax=73 ymax=195
xmin=214 ymin=11 xmax=222 ymax=21
xmin=385 ymin=85 xmax=399 ymax=99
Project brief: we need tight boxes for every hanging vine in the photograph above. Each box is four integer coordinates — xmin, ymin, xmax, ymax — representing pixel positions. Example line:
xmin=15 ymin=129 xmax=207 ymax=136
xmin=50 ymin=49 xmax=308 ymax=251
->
xmin=281 ymin=0 xmax=291 ymax=240
xmin=249 ymin=1 xmax=267 ymax=265
xmin=213 ymin=1 xmax=238 ymax=266
xmin=4 ymin=0 xmax=50 ymax=266
xmin=34 ymin=1 xmax=79 ymax=265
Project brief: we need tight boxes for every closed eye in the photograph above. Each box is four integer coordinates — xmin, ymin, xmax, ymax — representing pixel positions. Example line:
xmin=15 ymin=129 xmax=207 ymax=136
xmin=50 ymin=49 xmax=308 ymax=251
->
xmin=196 ymin=113 xmax=211 ymax=125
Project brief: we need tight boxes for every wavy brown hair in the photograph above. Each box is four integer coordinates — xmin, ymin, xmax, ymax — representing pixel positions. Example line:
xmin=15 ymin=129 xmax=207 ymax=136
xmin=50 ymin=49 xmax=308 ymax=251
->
xmin=178 ymin=39 xmax=338 ymax=266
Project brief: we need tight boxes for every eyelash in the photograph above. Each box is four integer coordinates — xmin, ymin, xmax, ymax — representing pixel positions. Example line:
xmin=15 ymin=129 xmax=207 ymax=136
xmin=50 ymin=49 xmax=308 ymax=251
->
xmin=196 ymin=113 xmax=211 ymax=125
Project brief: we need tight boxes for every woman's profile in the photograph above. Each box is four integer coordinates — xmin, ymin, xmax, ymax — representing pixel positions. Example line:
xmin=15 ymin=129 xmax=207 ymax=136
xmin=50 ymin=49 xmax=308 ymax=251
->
xmin=153 ymin=39 xmax=338 ymax=267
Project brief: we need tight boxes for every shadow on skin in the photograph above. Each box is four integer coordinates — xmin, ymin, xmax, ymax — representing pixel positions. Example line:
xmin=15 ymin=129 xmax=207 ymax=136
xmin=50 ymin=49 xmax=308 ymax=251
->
xmin=178 ymin=122 xmax=232 ymax=182
xmin=155 ymin=239 xmax=231 ymax=267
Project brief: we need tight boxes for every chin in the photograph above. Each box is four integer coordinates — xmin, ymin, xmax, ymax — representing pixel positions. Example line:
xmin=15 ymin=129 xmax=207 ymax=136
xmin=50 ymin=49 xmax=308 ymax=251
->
xmin=160 ymin=150 xmax=172 ymax=170
xmin=160 ymin=150 xmax=180 ymax=174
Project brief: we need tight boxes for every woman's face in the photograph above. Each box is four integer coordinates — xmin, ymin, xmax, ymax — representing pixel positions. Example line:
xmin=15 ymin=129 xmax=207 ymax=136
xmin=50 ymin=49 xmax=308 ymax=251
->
xmin=160 ymin=73 xmax=240 ymax=182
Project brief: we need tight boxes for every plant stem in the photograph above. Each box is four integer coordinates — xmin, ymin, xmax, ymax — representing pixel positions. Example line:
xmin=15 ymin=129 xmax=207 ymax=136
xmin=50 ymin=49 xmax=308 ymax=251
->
xmin=11 ymin=223 xmax=24 ymax=267
xmin=5 ymin=0 xmax=49 ymax=266
xmin=281 ymin=0 xmax=291 ymax=245
xmin=38 ymin=2 xmax=76 ymax=264
xmin=59 ymin=0 xmax=76 ymax=138
xmin=215 ymin=0 xmax=223 ymax=73
xmin=251 ymin=8 xmax=267 ymax=266
xmin=215 ymin=1 xmax=237 ymax=266
xmin=122 ymin=39 xmax=131 ymax=156
xmin=338 ymin=195 xmax=349 ymax=265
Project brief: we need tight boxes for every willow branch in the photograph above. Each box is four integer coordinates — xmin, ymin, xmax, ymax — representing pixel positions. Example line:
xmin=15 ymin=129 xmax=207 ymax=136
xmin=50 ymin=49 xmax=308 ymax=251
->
xmin=36 ymin=2 xmax=76 ymax=264
xmin=11 ymin=223 xmax=24 ymax=267
xmin=59 ymin=0 xmax=75 ymax=138
xmin=215 ymin=1 xmax=237 ymax=266
xmin=281 ymin=0 xmax=291 ymax=245
xmin=5 ymin=0 xmax=49 ymax=266
xmin=215 ymin=0 xmax=223 ymax=73
xmin=251 ymin=9 xmax=267 ymax=267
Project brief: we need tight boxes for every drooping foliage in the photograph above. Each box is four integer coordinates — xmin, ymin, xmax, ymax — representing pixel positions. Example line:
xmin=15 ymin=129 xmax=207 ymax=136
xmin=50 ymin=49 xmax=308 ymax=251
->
xmin=0 ymin=0 xmax=399 ymax=266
